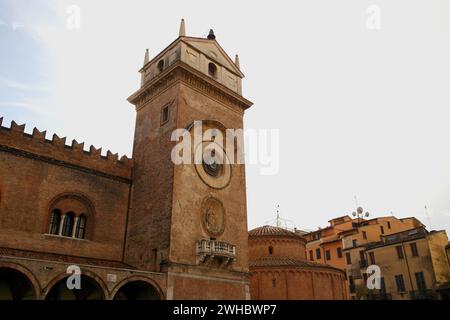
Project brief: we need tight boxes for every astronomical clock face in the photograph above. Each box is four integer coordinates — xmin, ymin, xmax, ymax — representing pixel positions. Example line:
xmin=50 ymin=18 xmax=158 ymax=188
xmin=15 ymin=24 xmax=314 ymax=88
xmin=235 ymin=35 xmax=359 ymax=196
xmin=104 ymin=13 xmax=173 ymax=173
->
xmin=194 ymin=141 xmax=231 ymax=190
xmin=201 ymin=196 xmax=225 ymax=237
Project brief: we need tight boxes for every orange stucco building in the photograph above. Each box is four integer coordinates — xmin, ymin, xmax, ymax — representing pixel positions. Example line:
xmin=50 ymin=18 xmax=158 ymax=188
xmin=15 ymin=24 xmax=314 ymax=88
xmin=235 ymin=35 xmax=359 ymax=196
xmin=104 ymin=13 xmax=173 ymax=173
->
xmin=304 ymin=213 xmax=450 ymax=300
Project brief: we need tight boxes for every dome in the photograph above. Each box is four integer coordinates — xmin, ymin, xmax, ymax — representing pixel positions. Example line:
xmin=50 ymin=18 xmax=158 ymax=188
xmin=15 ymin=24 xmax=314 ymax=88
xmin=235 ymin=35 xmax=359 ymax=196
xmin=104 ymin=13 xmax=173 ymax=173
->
xmin=248 ymin=225 xmax=347 ymax=300
xmin=248 ymin=225 xmax=304 ymax=239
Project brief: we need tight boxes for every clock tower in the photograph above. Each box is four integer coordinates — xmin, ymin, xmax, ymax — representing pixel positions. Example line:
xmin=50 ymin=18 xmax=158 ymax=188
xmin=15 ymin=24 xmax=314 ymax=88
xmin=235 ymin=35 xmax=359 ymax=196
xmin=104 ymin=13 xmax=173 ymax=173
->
xmin=126 ymin=20 xmax=253 ymax=299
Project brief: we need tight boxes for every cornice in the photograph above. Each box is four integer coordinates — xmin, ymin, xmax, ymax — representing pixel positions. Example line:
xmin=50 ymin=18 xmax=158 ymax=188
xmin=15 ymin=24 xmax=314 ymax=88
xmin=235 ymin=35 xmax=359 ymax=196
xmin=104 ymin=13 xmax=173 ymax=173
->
xmin=128 ymin=62 xmax=253 ymax=113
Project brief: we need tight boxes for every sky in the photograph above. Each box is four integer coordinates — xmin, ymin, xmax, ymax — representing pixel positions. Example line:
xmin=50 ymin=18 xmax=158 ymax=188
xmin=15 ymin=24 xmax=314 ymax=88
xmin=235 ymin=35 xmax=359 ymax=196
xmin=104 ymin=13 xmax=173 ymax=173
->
xmin=1 ymin=0 xmax=449 ymax=235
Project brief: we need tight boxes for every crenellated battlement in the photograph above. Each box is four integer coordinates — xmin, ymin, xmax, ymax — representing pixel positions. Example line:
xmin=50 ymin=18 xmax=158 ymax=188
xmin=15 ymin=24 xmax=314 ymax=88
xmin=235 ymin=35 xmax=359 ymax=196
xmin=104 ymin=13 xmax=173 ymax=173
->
xmin=0 ymin=117 xmax=132 ymax=181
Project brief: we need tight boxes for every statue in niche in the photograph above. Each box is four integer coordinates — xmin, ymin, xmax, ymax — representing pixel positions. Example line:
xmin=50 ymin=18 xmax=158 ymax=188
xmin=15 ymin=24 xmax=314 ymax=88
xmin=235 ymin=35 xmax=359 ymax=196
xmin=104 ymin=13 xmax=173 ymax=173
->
xmin=202 ymin=197 xmax=225 ymax=237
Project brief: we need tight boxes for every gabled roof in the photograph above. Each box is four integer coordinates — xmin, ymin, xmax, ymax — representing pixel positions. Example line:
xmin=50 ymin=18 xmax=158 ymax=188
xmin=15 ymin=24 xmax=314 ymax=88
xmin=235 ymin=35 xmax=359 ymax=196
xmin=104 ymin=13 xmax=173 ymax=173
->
xmin=140 ymin=36 xmax=244 ymax=78
xmin=182 ymin=36 xmax=244 ymax=77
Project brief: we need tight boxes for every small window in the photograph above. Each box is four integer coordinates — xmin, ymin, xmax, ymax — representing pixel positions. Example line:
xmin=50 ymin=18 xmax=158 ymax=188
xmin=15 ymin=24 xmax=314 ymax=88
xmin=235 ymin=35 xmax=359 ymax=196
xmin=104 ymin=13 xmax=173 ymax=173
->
xmin=349 ymin=276 xmax=355 ymax=293
xmin=410 ymin=242 xmax=419 ymax=257
xmin=380 ymin=226 xmax=385 ymax=234
xmin=395 ymin=274 xmax=406 ymax=292
xmin=415 ymin=272 xmax=426 ymax=291
xmin=369 ymin=252 xmax=376 ymax=265
xmin=62 ymin=212 xmax=74 ymax=237
xmin=268 ymin=246 xmax=274 ymax=255
xmin=346 ymin=252 xmax=352 ymax=265
xmin=396 ymin=245 xmax=404 ymax=259
xmin=387 ymin=221 xmax=391 ymax=229
xmin=362 ymin=231 xmax=367 ymax=239
xmin=76 ymin=214 xmax=86 ymax=239
xmin=316 ymin=248 xmax=321 ymax=260
xmin=309 ymin=250 xmax=314 ymax=261
xmin=161 ymin=105 xmax=169 ymax=125
xmin=48 ymin=209 xmax=62 ymax=235
xmin=157 ymin=59 xmax=164 ymax=73
xmin=337 ymin=247 xmax=342 ymax=258
xmin=208 ymin=62 xmax=217 ymax=78
xmin=352 ymin=239 xmax=357 ymax=247
xmin=325 ymin=250 xmax=331 ymax=261
xmin=359 ymin=250 xmax=366 ymax=262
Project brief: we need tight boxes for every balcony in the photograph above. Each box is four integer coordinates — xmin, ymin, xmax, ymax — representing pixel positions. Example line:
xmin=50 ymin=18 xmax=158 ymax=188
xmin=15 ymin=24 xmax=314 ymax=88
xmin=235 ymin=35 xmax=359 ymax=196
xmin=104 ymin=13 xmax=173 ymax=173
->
xmin=196 ymin=239 xmax=236 ymax=266
xmin=409 ymin=290 xmax=438 ymax=300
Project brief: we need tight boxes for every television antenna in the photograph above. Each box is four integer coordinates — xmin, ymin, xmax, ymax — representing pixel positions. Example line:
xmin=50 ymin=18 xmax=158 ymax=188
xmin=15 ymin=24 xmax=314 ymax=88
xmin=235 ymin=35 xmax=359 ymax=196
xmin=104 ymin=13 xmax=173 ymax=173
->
xmin=424 ymin=205 xmax=433 ymax=231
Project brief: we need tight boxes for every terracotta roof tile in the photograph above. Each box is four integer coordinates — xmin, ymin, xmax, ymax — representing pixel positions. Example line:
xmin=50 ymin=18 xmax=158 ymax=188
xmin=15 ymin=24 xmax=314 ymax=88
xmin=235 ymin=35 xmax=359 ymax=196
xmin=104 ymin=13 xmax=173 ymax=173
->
xmin=249 ymin=257 xmax=344 ymax=273
xmin=248 ymin=225 xmax=304 ymax=239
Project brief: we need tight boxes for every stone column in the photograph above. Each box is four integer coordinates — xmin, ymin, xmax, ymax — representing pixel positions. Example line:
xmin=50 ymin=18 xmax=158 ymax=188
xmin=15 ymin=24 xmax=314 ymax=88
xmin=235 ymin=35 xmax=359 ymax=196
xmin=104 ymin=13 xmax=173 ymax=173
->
xmin=58 ymin=215 xmax=66 ymax=236
xmin=72 ymin=216 xmax=79 ymax=238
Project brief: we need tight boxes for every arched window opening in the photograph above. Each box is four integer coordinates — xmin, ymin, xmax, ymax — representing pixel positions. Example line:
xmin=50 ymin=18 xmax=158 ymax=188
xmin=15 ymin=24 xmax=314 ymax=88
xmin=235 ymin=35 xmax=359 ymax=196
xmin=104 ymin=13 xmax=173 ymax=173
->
xmin=157 ymin=59 xmax=164 ymax=73
xmin=48 ymin=209 xmax=62 ymax=235
xmin=76 ymin=215 xmax=87 ymax=239
xmin=268 ymin=246 xmax=274 ymax=255
xmin=47 ymin=194 xmax=93 ymax=239
xmin=208 ymin=62 xmax=217 ymax=78
xmin=61 ymin=212 xmax=74 ymax=237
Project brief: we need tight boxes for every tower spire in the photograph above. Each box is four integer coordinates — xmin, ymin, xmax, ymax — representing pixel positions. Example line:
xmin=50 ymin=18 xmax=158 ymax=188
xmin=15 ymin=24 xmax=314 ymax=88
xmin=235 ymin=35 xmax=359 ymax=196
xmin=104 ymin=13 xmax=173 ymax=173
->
xmin=143 ymin=48 xmax=149 ymax=65
xmin=234 ymin=54 xmax=240 ymax=69
xmin=179 ymin=18 xmax=186 ymax=37
xmin=276 ymin=204 xmax=282 ymax=227
xmin=207 ymin=29 xmax=216 ymax=40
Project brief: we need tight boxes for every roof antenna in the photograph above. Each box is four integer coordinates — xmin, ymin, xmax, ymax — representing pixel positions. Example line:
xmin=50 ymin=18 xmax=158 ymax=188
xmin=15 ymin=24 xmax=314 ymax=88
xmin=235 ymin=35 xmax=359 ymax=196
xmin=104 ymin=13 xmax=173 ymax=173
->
xmin=353 ymin=195 xmax=359 ymax=210
xmin=424 ymin=205 xmax=433 ymax=231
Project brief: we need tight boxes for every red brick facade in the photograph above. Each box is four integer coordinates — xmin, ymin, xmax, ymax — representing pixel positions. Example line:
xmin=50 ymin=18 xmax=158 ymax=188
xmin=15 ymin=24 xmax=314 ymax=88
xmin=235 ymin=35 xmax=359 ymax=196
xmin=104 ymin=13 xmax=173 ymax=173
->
xmin=0 ymin=29 xmax=345 ymax=301
xmin=249 ymin=226 xmax=347 ymax=300
xmin=0 ymin=30 xmax=253 ymax=300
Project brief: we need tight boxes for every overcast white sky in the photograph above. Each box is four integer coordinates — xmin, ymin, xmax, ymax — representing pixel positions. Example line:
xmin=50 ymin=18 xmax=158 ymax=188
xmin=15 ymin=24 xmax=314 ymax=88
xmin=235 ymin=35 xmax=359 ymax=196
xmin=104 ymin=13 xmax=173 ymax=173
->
xmin=1 ymin=0 xmax=449 ymax=235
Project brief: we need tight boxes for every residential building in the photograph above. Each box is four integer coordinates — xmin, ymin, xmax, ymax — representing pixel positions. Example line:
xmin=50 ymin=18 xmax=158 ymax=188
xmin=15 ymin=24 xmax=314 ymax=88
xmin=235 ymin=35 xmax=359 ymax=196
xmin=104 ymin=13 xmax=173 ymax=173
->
xmin=363 ymin=227 xmax=450 ymax=300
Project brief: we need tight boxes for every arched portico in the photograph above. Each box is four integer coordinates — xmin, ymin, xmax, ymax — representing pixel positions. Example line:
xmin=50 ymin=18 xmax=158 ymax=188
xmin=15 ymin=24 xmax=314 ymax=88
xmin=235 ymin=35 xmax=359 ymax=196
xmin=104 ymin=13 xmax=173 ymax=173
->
xmin=44 ymin=272 xmax=106 ymax=300
xmin=112 ymin=276 xmax=163 ymax=300
xmin=0 ymin=266 xmax=38 ymax=300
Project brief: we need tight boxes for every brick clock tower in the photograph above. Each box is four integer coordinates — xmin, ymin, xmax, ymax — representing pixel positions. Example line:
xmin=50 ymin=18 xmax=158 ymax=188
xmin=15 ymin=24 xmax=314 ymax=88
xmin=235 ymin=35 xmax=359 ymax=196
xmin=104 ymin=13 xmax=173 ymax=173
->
xmin=126 ymin=20 xmax=253 ymax=299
